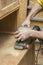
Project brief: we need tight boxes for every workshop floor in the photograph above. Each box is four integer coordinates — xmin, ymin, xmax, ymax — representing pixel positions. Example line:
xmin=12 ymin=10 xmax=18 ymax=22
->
xmin=35 ymin=42 xmax=43 ymax=65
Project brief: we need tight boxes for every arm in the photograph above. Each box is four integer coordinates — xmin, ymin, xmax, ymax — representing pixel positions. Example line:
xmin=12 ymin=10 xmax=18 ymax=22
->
xmin=30 ymin=30 xmax=43 ymax=39
xmin=27 ymin=2 xmax=43 ymax=20
xmin=15 ymin=1 xmax=43 ymax=41
xmin=22 ymin=1 xmax=43 ymax=26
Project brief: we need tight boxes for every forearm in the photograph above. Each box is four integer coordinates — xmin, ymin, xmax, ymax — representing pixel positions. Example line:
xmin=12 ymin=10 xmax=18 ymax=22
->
xmin=27 ymin=2 xmax=43 ymax=21
xmin=31 ymin=30 xmax=43 ymax=39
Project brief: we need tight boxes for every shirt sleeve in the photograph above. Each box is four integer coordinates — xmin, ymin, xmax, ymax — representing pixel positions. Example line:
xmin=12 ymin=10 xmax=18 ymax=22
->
xmin=37 ymin=0 xmax=43 ymax=6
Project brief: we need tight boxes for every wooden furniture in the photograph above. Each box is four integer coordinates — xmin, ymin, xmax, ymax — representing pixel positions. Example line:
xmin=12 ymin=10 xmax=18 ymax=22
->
xmin=0 ymin=0 xmax=27 ymax=32
xmin=0 ymin=0 xmax=35 ymax=65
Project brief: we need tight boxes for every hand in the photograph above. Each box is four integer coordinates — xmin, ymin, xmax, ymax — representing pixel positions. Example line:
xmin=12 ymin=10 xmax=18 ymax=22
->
xmin=22 ymin=20 xmax=30 ymax=27
xmin=14 ymin=29 xmax=33 ymax=49
xmin=14 ymin=29 xmax=32 ymax=41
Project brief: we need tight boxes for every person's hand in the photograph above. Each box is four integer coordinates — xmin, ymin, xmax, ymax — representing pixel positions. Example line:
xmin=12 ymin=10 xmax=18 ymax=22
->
xmin=14 ymin=29 xmax=33 ymax=49
xmin=22 ymin=20 xmax=30 ymax=27
xmin=14 ymin=29 xmax=32 ymax=41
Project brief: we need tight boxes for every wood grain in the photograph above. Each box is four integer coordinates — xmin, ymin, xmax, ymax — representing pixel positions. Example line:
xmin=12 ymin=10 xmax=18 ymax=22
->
xmin=0 ymin=0 xmax=19 ymax=20
xmin=0 ymin=35 xmax=35 ymax=65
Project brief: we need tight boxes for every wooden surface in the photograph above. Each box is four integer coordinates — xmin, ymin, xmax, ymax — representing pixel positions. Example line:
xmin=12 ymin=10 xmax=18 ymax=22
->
xmin=0 ymin=34 xmax=35 ymax=65
xmin=0 ymin=0 xmax=27 ymax=32
xmin=1 ymin=0 xmax=16 ymax=8
xmin=0 ymin=11 xmax=17 ymax=32
xmin=17 ymin=0 xmax=27 ymax=27
xmin=0 ymin=0 xmax=19 ymax=20
xmin=30 ymin=10 xmax=43 ymax=28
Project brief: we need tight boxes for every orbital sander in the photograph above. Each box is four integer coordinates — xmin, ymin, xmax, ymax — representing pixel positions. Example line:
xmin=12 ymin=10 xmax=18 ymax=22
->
xmin=14 ymin=25 xmax=41 ymax=50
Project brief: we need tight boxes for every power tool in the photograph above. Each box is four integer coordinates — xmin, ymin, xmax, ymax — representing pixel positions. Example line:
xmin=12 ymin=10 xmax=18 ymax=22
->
xmin=14 ymin=25 xmax=41 ymax=50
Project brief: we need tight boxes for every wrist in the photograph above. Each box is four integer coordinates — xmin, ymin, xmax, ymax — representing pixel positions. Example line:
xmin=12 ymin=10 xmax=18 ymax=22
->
xmin=30 ymin=30 xmax=39 ymax=38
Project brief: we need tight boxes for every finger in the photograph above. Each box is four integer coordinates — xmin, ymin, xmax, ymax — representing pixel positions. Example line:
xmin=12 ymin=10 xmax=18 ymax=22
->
xmin=21 ymin=36 xmax=25 ymax=41
xmin=22 ymin=23 xmax=30 ymax=27
xmin=21 ymin=38 xmax=25 ymax=41
xmin=21 ymin=39 xmax=24 ymax=41
xmin=14 ymin=31 xmax=19 ymax=35
xmin=28 ymin=25 xmax=30 ymax=27
xmin=22 ymin=23 xmax=25 ymax=26
xmin=15 ymin=33 xmax=21 ymax=38
xmin=17 ymin=36 xmax=22 ymax=41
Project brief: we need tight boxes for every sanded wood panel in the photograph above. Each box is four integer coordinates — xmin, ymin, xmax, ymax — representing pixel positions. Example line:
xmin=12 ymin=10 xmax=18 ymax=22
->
xmin=0 ymin=35 xmax=35 ymax=65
